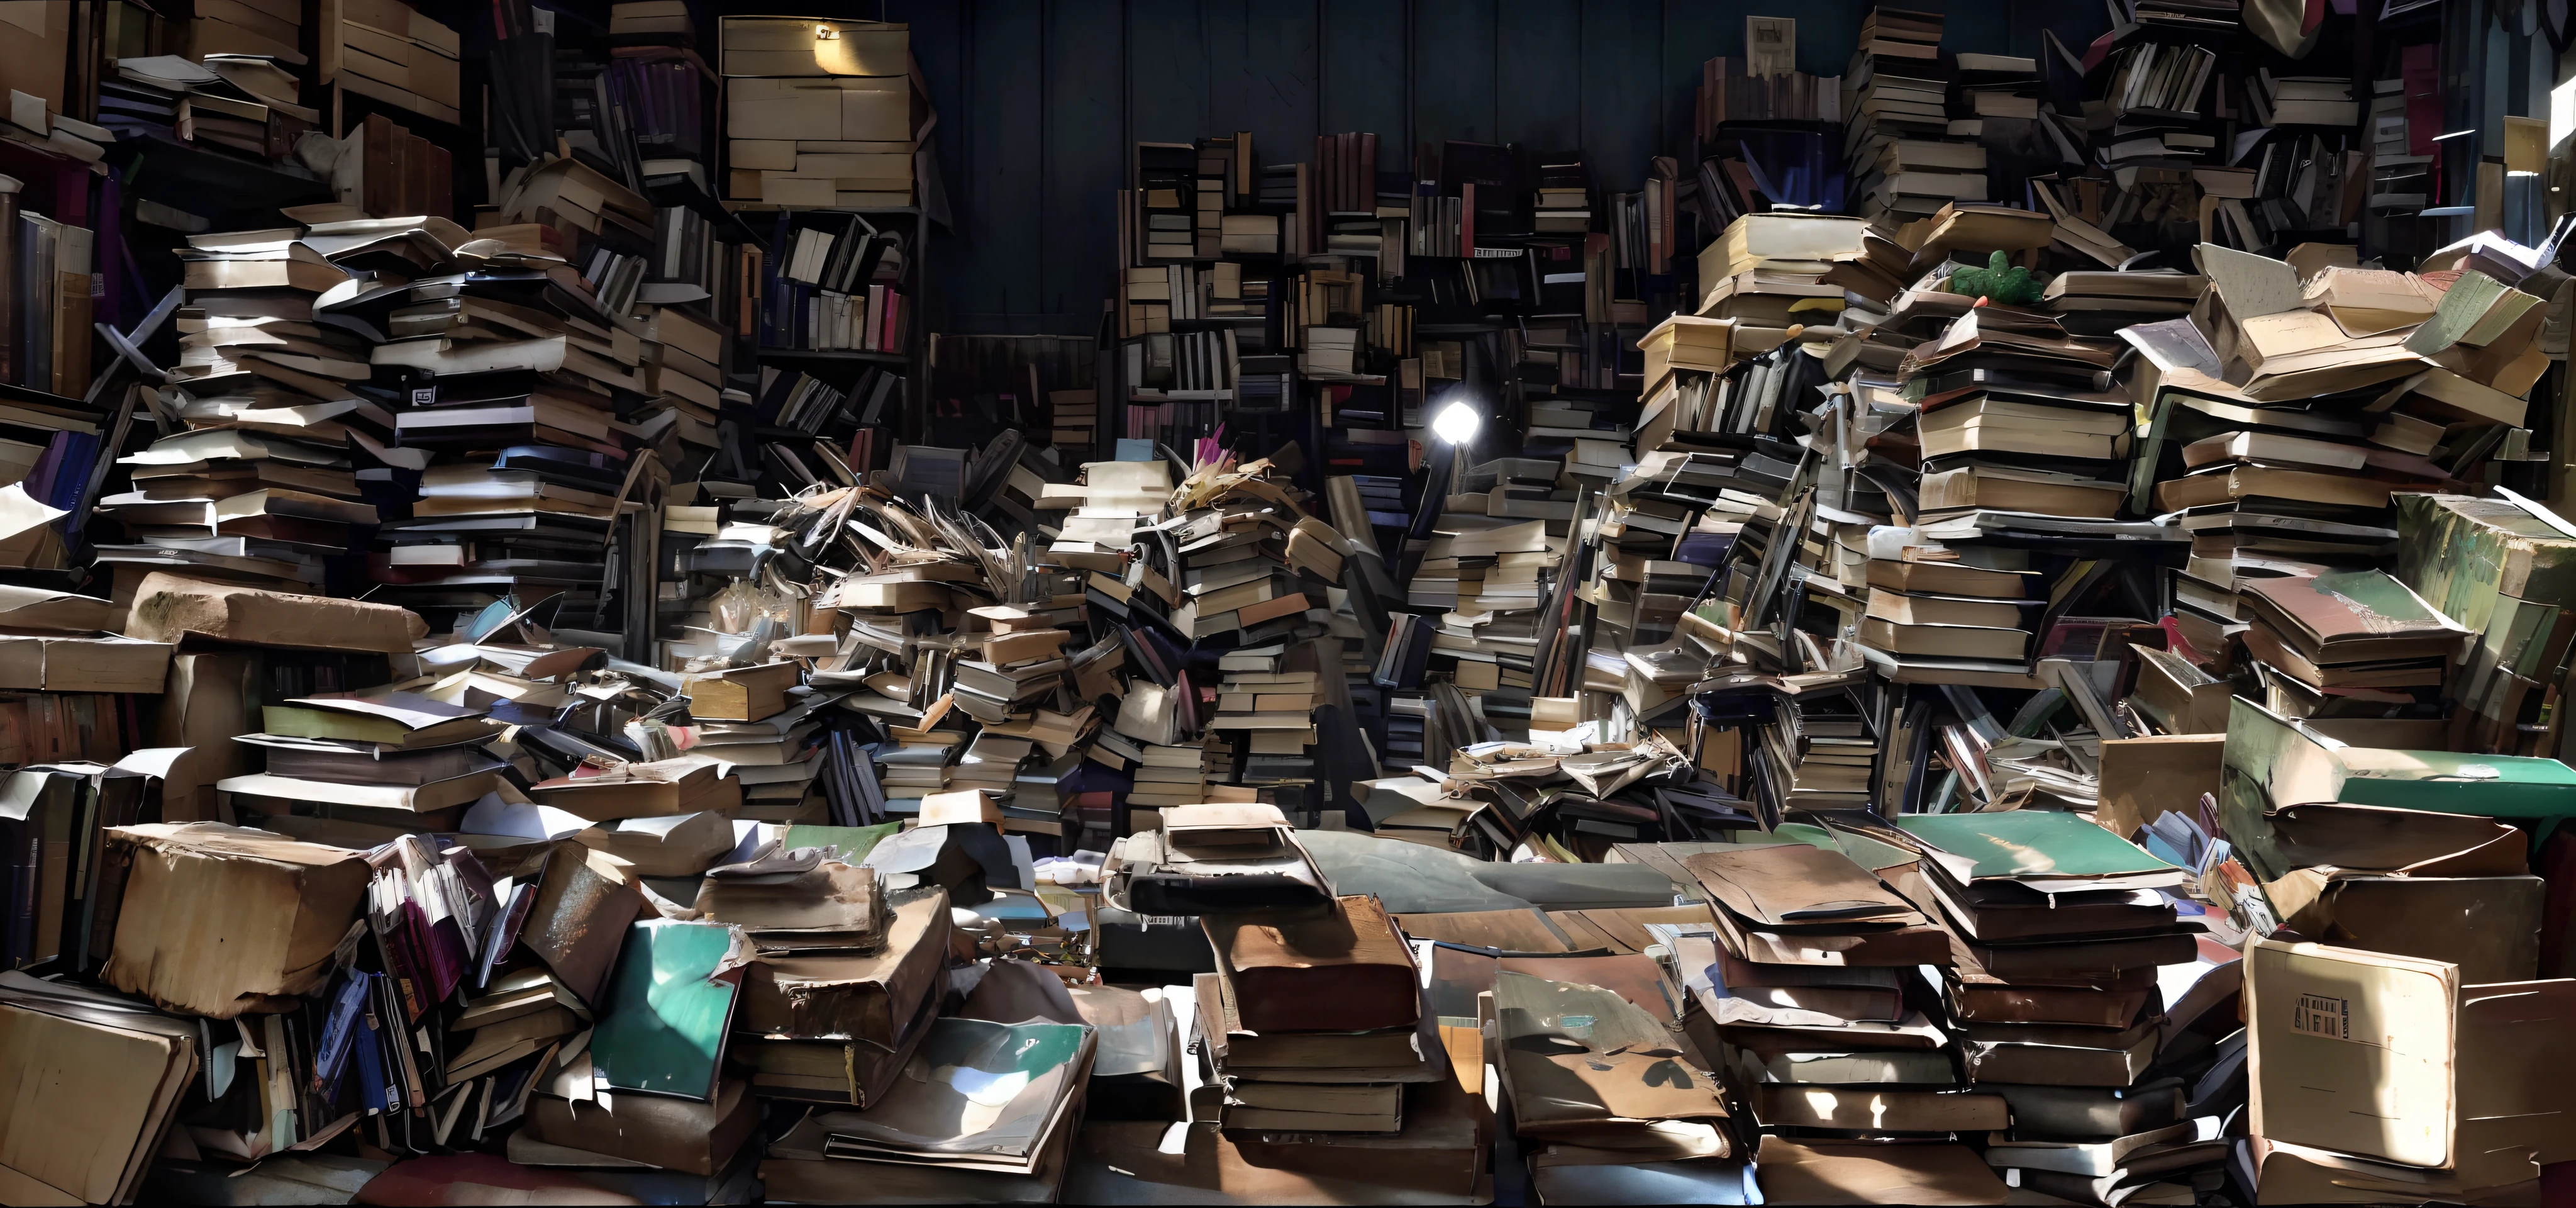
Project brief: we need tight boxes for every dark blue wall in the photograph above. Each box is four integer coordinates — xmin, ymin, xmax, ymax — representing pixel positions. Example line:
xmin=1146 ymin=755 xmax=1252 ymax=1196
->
xmin=890 ymin=0 xmax=2116 ymax=336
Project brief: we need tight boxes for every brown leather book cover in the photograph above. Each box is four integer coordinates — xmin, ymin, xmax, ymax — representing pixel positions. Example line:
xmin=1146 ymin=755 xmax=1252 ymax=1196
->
xmin=1942 ymin=965 xmax=2157 ymax=1027
xmin=1207 ymin=894 xmax=1419 ymax=1034
xmin=2236 ymin=568 xmax=2469 ymax=662
xmin=1704 ymin=892 xmax=1951 ymax=966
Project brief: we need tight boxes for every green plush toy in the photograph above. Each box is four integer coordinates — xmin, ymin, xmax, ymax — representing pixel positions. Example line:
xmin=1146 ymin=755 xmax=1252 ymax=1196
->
xmin=1946 ymin=250 xmax=2044 ymax=307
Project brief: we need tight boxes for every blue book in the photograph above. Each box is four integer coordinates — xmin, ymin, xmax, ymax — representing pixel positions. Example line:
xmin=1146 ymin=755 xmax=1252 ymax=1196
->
xmin=352 ymin=1002 xmax=391 ymax=1112
xmin=312 ymin=970 xmax=372 ymax=1092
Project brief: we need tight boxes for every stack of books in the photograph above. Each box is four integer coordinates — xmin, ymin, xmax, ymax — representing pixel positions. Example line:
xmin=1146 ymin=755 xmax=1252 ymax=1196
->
xmin=219 ymin=682 xmax=509 ymax=836
xmin=1207 ymin=646 xmax=1320 ymax=790
xmin=97 ymin=223 xmax=388 ymax=596
xmin=1197 ymin=895 xmax=1424 ymax=1131
xmin=1844 ymin=8 xmax=1973 ymax=222
xmin=1897 ymin=811 xmax=2233 ymax=1204
xmin=2235 ymin=569 xmax=2470 ymax=704
xmin=1680 ymin=840 xmax=1996 ymax=1189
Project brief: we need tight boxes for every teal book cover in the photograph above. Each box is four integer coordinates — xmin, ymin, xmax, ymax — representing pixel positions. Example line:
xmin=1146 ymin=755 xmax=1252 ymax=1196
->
xmin=1897 ymin=810 xmax=2182 ymax=881
xmin=589 ymin=919 xmax=744 ymax=1100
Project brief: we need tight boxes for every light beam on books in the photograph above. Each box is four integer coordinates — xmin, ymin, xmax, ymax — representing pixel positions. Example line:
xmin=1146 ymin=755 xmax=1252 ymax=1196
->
xmin=1432 ymin=398 xmax=1482 ymax=445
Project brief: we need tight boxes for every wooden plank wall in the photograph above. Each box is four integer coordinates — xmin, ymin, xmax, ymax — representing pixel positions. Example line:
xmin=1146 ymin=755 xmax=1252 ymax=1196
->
xmin=890 ymin=0 xmax=2113 ymax=335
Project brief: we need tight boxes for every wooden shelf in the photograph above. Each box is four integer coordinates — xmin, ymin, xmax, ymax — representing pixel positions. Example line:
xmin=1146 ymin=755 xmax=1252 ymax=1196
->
xmin=108 ymin=133 xmax=331 ymax=214
xmin=722 ymin=203 xmax=923 ymax=216
xmin=754 ymin=348 xmax=910 ymax=364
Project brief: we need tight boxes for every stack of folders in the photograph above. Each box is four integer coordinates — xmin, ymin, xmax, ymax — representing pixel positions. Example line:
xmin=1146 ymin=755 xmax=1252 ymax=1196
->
xmin=1894 ymin=812 xmax=2234 ymax=1205
xmin=1678 ymin=840 xmax=2004 ymax=1196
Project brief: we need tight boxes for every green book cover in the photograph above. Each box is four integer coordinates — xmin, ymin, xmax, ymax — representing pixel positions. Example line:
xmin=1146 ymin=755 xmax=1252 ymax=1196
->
xmin=2404 ymin=269 xmax=2509 ymax=355
xmin=783 ymin=822 xmax=902 ymax=863
xmin=589 ymin=919 xmax=741 ymax=1100
xmin=1896 ymin=810 xmax=2181 ymax=880
xmin=2223 ymin=697 xmax=2576 ymax=882
xmin=2333 ymin=747 xmax=2576 ymax=819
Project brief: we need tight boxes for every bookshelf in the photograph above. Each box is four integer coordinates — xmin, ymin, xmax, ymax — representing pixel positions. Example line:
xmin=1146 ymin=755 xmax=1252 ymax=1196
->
xmin=736 ymin=203 xmax=933 ymax=454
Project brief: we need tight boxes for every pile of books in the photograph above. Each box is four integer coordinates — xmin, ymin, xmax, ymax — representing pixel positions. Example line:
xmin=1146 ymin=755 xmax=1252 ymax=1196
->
xmin=1898 ymin=811 xmax=2232 ymax=1204
xmin=1682 ymin=839 xmax=1986 ymax=1178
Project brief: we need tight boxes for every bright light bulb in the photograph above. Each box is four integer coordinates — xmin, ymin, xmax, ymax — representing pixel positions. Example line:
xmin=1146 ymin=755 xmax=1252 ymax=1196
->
xmin=1432 ymin=400 xmax=1482 ymax=445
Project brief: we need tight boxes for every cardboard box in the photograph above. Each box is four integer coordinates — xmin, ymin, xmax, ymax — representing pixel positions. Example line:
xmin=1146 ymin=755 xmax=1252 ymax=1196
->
xmin=717 ymin=16 xmax=907 ymax=77
xmin=0 ymin=3 xmax=70 ymax=113
xmin=2246 ymin=938 xmax=2576 ymax=1183
xmin=123 ymin=572 xmax=428 ymax=654
xmin=341 ymin=0 xmax=460 ymax=55
xmin=2275 ymin=874 xmax=2543 ymax=983
xmin=0 ymin=976 xmax=201 ymax=1204
xmin=2096 ymin=734 xmax=2224 ymax=838
xmin=725 ymin=75 xmax=915 ymax=142
xmin=101 ymin=823 xmax=370 ymax=1017
xmin=737 ymin=891 xmax=948 ymax=1042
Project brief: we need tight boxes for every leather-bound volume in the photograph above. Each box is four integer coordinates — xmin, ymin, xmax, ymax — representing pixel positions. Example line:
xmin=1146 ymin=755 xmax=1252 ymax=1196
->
xmin=1205 ymin=894 xmax=1419 ymax=1034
